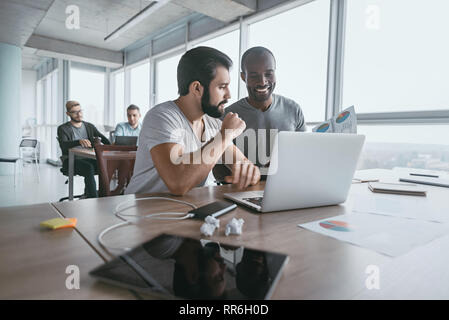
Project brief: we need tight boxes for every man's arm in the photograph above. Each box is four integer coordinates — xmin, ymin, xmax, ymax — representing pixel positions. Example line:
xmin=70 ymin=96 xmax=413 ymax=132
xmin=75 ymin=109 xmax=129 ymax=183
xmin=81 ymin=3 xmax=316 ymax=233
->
xmin=151 ymin=112 xmax=259 ymax=196
xmin=295 ymin=103 xmax=307 ymax=132
xmin=93 ymin=125 xmax=111 ymax=145
xmin=151 ymin=133 xmax=232 ymax=196
xmin=221 ymin=144 xmax=261 ymax=189
xmin=115 ymin=124 xmax=124 ymax=137
xmin=57 ymin=125 xmax=81 ymax=156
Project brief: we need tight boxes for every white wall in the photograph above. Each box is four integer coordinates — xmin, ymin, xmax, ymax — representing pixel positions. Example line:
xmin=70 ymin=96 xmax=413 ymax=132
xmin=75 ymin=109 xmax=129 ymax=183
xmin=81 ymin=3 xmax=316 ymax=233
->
xmin=21 ymin=69 xmax=36 ymax=135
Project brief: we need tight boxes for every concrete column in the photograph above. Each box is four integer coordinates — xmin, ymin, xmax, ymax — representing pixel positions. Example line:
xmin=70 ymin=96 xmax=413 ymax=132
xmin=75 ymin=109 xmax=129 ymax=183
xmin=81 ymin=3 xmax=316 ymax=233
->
xmin=0 ymin=43 xmax=22 ymax=175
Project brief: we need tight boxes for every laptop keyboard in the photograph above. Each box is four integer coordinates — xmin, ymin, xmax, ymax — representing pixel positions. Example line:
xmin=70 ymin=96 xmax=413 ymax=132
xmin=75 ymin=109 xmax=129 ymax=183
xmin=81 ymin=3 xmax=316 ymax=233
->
xmin=243 ymin=197 xmax=263 ymax=207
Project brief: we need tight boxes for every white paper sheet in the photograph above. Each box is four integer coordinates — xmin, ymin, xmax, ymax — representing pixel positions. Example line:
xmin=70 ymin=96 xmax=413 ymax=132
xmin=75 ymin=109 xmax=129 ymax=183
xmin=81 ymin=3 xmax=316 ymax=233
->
xmin=298 ymin=212 xmax=449 ymax=257
xmin=352 ymin=193 xmax=449 ymax=223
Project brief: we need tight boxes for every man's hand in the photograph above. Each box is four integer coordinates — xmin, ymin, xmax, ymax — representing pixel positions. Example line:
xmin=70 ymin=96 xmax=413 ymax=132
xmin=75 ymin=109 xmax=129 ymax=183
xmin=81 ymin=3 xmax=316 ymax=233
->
xmin=221 ymin=112 xmax=246 ymax=141
xmin=224 ymin=161 xmax=261 ymax=189
xmin=79 ymin=139 xmax=92 ymax=148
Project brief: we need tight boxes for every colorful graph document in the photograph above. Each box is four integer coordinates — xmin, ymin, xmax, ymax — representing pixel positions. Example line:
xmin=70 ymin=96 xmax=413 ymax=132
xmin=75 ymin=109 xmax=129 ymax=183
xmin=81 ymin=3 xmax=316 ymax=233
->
xmin=312 ymin=106 xmax=357 ymax=134
xmin=298 ymin=212 xmax=449 ymax=257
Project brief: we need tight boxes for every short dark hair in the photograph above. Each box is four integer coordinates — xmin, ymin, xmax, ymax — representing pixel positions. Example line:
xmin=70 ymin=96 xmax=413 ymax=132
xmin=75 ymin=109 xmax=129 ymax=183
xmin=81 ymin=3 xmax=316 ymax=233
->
xmin=241 ymin=46 xmax=276 ymax=73
xmin=127 ymin=104 xmax=140 ymax=112
xmin=177 ymin=46 xmax=233 ymax=96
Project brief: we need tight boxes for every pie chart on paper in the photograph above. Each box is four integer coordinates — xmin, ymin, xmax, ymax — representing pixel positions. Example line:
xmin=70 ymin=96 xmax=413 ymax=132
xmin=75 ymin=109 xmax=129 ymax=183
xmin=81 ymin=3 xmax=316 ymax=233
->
xmin=319 ymin=220 xmax=352 ymax=232
xmin=316 ymin=123 xmax=330 ymax=132
xmin=336 ymin=111 xmax=350 ymax=123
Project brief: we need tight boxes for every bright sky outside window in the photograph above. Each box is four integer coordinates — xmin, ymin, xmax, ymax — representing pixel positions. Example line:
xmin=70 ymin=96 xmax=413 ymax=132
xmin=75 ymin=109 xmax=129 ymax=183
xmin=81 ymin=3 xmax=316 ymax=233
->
xmin=114 ymin=71 xmax=125 ymax=123
xmin=130 ymin=61 xmax=150 ymax=116
xmin=248 ymin=0 xmax=330 ymax=122
xmin=155 ymin=53 xmax=183 ymax=105
xmin=194 ymin=30 xmax=240 ymax=106
xmin=70 ymin=68 xmax=105 ymax=126
xmin=343 ymin=0 xmax=449 ymax=113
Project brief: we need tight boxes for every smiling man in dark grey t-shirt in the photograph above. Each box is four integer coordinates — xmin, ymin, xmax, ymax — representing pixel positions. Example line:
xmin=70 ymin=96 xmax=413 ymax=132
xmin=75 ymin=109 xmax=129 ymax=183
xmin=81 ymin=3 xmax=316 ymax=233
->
xmin=221 ymin=47 xmax=306 ymax=177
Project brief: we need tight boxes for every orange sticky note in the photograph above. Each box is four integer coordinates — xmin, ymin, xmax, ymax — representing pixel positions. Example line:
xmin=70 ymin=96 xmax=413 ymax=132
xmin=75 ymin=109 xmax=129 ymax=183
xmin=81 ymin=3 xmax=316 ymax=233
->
xmin=40 ymin=218 xmax=77 ymax=230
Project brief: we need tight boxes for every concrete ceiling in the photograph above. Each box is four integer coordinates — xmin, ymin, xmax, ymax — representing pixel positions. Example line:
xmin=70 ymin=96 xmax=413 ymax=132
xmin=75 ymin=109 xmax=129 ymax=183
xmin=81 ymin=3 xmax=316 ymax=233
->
xmin=0 ymin=0 xmax=54 ymax=69
xmin=0 ymin=0 xmax=54 ymax=47
xmin=0 ymin=0 xmax=258 ymax=69
xmin=32 ymin=0 xmax=194 ymax=51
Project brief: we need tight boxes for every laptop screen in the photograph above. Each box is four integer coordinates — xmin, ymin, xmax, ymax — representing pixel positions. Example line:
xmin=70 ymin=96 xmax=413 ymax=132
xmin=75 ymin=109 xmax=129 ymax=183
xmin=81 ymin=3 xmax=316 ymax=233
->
xmin=114 ymin=136 xmax=138 ymax=146
xmin=90 ymin=233 xmax=289 ymax=299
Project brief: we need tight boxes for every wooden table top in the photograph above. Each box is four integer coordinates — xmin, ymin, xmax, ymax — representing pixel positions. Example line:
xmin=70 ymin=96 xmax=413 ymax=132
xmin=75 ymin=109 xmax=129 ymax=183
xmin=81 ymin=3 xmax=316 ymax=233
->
xmin=70 ymin=147 xmax=136 ymax=160
xmin=0 ymin=203 xmax=136 ymax=299
xmin=7 ymin=168 xmax=449 ymax=299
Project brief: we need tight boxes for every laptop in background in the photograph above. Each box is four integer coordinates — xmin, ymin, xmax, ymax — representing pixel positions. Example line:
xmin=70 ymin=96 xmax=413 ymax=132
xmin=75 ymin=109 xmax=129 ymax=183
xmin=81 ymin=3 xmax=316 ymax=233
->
xmin=224 ymin=132 xmax=365 ymax=212
xmin=115 ymin=136 xmax=138 ymax=146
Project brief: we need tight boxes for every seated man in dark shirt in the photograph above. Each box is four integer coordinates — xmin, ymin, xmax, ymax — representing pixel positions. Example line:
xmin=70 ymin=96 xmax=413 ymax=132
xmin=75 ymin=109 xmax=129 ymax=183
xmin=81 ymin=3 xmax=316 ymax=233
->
xmin=57 ymin=100 xmax=110 ymax=198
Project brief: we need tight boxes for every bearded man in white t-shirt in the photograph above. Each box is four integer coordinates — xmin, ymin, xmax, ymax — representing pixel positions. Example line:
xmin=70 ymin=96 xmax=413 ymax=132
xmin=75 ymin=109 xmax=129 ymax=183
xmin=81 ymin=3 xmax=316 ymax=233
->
xmin=126 ymin=46 xmax=260 ymax=196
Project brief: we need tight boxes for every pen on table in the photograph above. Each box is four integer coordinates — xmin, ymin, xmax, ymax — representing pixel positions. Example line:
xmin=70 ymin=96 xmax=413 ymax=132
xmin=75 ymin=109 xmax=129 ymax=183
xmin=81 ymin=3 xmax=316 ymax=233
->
xmin=352 ymin=178 xmax=379 ymax=183
xmin=410 ymin=173 xmax=439 ymax=178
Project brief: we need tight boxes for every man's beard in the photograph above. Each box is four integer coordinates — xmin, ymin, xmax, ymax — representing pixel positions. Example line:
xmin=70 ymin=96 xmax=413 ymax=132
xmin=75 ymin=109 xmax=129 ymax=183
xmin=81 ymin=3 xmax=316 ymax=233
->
xmin=201 ymin=84 xmax=227 ymax=118
xmin=70 ymin=117 xmax=82 ymax=123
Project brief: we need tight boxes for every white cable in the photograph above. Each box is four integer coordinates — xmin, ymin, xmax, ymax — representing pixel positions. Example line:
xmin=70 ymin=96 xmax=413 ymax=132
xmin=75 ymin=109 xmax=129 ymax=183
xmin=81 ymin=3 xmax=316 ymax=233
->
xmin=97 ymin=221 xmax=133 ymax=253
xmin=98 ymin=196 xmax=198 ymax=256
xmin=113 ymin=196 xmax=197 ymax=218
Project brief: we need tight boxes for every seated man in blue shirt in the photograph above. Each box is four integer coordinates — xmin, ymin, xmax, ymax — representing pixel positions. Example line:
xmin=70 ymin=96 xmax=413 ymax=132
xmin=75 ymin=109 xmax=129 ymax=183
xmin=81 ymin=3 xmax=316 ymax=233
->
xmin=114 ymin=104 xmax=142 ymax=138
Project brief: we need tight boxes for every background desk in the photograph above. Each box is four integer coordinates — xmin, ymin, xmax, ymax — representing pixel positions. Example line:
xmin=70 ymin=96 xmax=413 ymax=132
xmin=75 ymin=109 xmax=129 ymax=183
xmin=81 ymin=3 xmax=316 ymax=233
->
xmin=67 ymin=147 xmax=136 ymax=200
xmin=0 ymin=203 xmax=136 ymax=299
xmin=51 ymin=169 xmax=449 ymax=299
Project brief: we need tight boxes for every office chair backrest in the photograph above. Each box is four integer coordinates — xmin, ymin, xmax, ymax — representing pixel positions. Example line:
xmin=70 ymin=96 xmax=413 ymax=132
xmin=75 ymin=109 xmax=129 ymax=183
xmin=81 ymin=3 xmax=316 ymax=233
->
xmin=109 ymin=130 xmax=116 ymax=144
xmin=20 ymin=139 xmax=38 ymax=148
xmin=93 ymin=144 xmax=137 ymax=197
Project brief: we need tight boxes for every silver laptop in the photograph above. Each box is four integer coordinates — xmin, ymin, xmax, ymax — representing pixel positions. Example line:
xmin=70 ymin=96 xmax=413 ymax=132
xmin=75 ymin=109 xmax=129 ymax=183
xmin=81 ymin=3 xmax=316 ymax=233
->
xmin=224 ymin=132 xmax=365 ymax=212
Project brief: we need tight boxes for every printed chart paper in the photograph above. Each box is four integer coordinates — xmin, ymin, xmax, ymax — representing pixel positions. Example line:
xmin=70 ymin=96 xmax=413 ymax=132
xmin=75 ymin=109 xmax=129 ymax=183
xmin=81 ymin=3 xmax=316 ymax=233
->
xmin=298 ymin=212 xmax=449 ymax=257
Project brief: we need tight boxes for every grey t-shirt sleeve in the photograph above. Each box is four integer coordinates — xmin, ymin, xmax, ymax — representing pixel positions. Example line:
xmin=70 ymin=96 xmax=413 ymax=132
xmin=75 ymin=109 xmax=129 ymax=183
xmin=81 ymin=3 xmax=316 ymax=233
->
xmin=145 ymin=108 xmax=185 ymax=152
xmin=295 ymin=102 xmax=306 ymax=132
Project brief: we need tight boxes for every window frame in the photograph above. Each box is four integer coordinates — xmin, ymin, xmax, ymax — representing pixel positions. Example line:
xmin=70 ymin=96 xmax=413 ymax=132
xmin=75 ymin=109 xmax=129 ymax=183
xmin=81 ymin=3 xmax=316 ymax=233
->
xmin=127 ymin=58 xmax=151 ymax=116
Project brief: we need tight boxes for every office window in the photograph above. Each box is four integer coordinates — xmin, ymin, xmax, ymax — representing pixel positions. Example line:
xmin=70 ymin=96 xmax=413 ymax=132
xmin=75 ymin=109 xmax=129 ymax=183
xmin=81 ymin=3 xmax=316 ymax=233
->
xmin=70 ymin=68 xmax=105 ymax=126
xmin=193 ymin=30 xmax=240 ymax=106
xmin=357 ymin=124 xmax=449 ymax=171
xmin=35 ymin=70 xmax=59 ymax=160
xmin=114 ymin=71 xmax=125 ymax=123
xmin=248 ymin=0 xmax=330 ymax=122
xmin=50 ymin=70 xmax=58 ymax=124
xmin=155 ymin=52 xmax=183 ymax=105
xmin=130 ymin=61 xmax=150 ymax=116
xmin=36 ymin=79 xmax=43 ymax=125
xmin=44 ymin=75 xmax=52 ymax=124
xmin=343 ymin=0 xmax=449 ymax=113
xmin=50 ymin=71 xmax=59 ymax=160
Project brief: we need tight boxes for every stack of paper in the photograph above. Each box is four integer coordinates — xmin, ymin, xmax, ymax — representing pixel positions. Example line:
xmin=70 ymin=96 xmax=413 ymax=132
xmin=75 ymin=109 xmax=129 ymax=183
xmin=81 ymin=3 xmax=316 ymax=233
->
xmin=368 ymin=182 xmax=427 ymax=196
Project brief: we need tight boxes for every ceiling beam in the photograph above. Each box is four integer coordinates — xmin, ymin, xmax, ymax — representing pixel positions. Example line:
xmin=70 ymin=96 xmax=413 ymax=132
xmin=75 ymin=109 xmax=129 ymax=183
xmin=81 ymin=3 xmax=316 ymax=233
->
xmin=172 ymin=0 xmax=257 ymax=22
xmin=26 ymin=35 xmax=123 ymax=68
xmin=104 ymin=0 xmax=174 ymax=42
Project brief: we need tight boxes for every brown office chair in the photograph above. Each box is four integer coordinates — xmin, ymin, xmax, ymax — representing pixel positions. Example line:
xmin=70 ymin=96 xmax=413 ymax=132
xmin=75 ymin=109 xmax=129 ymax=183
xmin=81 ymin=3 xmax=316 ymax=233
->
xmin=93 ymin=144 xmax=137 ymax=197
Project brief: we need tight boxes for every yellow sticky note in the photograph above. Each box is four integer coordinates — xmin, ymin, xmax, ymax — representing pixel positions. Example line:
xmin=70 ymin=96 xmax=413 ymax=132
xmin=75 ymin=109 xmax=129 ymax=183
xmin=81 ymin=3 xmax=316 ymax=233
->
xmin=40 ymin=218 xmax=77 ymax=230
